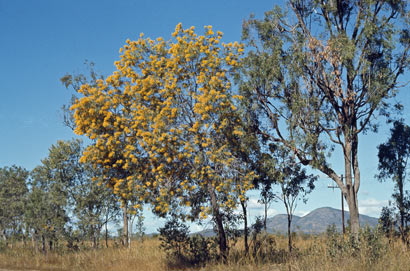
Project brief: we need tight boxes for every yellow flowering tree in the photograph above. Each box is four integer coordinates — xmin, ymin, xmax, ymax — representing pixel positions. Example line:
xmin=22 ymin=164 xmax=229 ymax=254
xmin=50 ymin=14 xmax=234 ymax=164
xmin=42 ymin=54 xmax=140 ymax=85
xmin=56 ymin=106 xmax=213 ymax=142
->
xmin=70 ymin=24 xmax=255 ymax=258
xmin=62 ymin=64 xmax=146 ymax=248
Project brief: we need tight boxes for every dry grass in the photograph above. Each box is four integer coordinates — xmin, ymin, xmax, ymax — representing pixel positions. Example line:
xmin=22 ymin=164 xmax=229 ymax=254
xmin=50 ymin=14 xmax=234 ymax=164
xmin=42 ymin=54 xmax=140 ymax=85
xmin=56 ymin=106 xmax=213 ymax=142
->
xmin=0 ymin=235 xmax=409 ymax=271
xmin=0 ymin=239 xmax=166 ymax=271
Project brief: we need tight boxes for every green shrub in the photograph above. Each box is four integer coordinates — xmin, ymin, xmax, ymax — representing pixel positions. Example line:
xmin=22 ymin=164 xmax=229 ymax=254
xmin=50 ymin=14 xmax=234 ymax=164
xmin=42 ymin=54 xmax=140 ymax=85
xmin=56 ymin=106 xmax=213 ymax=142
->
xmin=158 ymin=218 xmax=190 ymax=260
xmin=158 ymin=218 xmax=217 ymax=267
xmin=326 ymin=224 xmax=387 ymax=265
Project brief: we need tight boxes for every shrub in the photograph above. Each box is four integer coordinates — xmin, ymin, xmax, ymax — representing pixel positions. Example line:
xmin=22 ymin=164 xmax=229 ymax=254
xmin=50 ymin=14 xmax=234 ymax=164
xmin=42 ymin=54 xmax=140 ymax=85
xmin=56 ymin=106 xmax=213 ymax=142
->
xmin=326 ymin=224 xmax=387 ymax=265
xmin=158 ymin=218 xmax=190 ymax=260
xmin=158 ymin=218 xmax=216 ymax=267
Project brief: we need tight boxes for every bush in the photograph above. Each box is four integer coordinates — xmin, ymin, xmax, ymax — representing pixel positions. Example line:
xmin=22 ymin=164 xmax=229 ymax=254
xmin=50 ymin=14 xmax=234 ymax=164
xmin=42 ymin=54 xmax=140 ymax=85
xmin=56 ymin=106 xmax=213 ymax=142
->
xmin=247 ymin=217 xmax=288 ymax=263
xmin=326 ymin=224 xmax=387 ymax=265
xmin=188 ymin=234 xmax=217 ymax=265
xmin=158 ymin=218 xmax=190 ymax=260
xmin=158 ymin=218 xmax=216 ymax=267
xmin=379 ymin=206 xmax=397 ymax=237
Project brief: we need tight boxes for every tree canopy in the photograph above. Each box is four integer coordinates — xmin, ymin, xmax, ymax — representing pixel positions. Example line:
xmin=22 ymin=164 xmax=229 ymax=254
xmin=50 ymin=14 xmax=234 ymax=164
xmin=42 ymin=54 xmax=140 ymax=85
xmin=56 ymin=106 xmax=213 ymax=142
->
xmin=69 ymin=23 xmax=256 ymax=257
xmin=240 ymin=0 xmax=410 ymax=236
xmin=377 ymin=120 xmax=410 ymax=244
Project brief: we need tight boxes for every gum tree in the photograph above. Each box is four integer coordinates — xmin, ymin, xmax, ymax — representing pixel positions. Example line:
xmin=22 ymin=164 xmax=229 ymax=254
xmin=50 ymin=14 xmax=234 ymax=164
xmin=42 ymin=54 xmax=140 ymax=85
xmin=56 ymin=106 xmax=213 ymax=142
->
xmin=240 ymin=0 xmax=410 ymax=237
xmin=273 ymin=148 xmax=316 ymax=253
xmin=0 ymin=166 xmax=28 ymax=247
xmin=377 ymin=120 xmax=410 ymax=244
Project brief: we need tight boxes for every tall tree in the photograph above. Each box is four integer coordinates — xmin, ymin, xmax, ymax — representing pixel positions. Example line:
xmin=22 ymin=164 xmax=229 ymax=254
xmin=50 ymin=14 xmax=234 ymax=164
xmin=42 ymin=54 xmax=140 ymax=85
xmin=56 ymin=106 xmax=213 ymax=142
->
xmin=69 ymin=24 xmax=255 ymax=259
xmin=28 ymin=163 xmax=70 ymax=252
xmin=240 ymin=0 xmax=410 ymax=237
xmin=273 ymin=148 xmax=316 ymax=253
xmin=26 ymin=139 xmax=120 ymax=251
xmin=0 ymin=166 xmax=28 ymax=247
xmin=71 ymin=156 xmax=121 ymax=248
xmin=258 ymin=187 xmax=275 ymax=232
xmin=377 ymin=120 xmax=410 ymax=244
xmin=253 ymin=150 xmax=281 ymax=232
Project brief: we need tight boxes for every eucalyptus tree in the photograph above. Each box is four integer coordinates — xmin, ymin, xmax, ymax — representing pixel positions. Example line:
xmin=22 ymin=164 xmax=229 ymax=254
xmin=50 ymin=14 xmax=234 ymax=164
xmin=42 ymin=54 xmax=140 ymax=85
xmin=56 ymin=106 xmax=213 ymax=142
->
xmin=72 ymin=160 xmax=120 ymax=249
xmin=28 ymin=162 xmax=71 ymax=252
xmin=0 ymin=166 xmax=28 ymax=247
xmin=26 ymin=139 xmax=120 ymax=251
xmin=377 ymin=120 xmax=410 ymax=244
xmin=240 ymin=0 xmax=410 ymax=237
xmin=273 ymin=147 xmax=316 ymax=253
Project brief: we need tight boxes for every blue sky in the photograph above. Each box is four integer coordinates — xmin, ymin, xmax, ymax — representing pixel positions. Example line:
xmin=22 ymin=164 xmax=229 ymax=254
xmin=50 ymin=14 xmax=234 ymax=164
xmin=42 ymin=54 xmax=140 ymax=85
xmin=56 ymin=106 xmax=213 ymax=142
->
xmin=1 ymin=0 xmax=409 ymax=233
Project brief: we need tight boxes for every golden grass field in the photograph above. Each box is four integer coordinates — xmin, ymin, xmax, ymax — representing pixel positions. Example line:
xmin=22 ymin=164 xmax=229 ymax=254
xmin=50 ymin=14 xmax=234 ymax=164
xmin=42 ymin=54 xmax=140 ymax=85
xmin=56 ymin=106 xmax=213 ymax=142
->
xmin=0 ymin=234 xmax=409 ymax=271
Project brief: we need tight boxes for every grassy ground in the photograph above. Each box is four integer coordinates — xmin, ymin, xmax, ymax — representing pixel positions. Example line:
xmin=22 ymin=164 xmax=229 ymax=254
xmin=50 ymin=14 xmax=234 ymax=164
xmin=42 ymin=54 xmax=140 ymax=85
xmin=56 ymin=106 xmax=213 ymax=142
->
xmin=0 ymin=234 xmax=409 ymax=271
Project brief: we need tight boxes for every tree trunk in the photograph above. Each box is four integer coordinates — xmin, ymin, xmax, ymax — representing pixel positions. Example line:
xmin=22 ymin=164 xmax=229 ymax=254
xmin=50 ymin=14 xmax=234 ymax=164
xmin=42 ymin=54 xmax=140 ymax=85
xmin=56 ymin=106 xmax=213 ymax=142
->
xmin=105 ymin=219 xmax=109 ymax=248
xmin=207 ymin=182 xmax=227 ymax=261
xmin=264 ymin=200 xmax=268 ymax=232
xmin=398 ymin=176 xmax=406 ymax=244
xmin=93 ymin=234 xmax=97 ymax=249
xmin=345 ymin=186 xmax=360 ymax=237
xmin=128 ymin=223 xmax=131 ymax=248
xmin=41 ymin=235 xmax=46 ymax=255
xmin=92 ymin=225 xmax=97 ymax=249
xmin=284 ymin=199 xmax=293 ymax=254
xmin=122 ymin=203 xmax=129 ymax=248
xmin=31 ymin=230 xmax=36 ymax=252
xmin=344 ymin=140 xmax=360 ymax=238
xmin=128 ymin=214 xmax=137 ymax=248
xmin=96 ymin=226 xmax=101 ymax=249
xmin=22 ymin=225 xmax=27 ymax=247
xmin=240 ymin=199 xmax=249 ymax=255
xmin=287 ymin=215 xmax=292 ymax=253
xmin=1 ymin=229 xmax=7 ymax=248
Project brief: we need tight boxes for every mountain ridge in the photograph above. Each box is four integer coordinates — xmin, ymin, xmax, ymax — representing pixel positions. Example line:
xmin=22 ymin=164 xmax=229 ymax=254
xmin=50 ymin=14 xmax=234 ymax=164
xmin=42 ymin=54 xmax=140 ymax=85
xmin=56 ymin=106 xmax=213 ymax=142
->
xmin=266 ymin=206 xmax=378 ymax=234
xmin=193 ymin=207 xmax=379 ymax=236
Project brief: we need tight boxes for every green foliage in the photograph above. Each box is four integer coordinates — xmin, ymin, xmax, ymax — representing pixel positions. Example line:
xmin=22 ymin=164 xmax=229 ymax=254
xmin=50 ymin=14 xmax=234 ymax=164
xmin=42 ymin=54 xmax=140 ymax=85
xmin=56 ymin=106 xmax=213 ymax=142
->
xmin=326 ymin=225 xmax=386 ymax=265
xmin=379 ymin=205 xmax=397 ymax=238
xmin=27 ymin=166 xmax=71 ymax=250
xmin=272 ymin=148 xmax=316 ymax=205
xmin=24 ymin=139 xmax=120 ymax=251
xmin=247 ymin=218 xmax=287 ymax=263
xmin=187 ymin=234 xmax=216 ymax=266
xmin=0 ymin=166 xmax=28 ymax=246
xmin=377 ymin=120 xmax=410 ymax=243
xmin=134 ymin=212 xmax=145 ymax=242
xmin=158 ymin=218 xmax=217 ymax=267
xmin=254 ymin=146 xmax=316 ymax=252
xmin=377 ymin=121 xmax=410 ymax=182
xmin=158 ymin=218 xmax=190 ymax=259
xmin=240 ymin=0 xmax=410 ymax=237
xmin=26 ymin=142 xmax=76 ymax=250
xmin=251 ymin=217 xmax=264 ymax=237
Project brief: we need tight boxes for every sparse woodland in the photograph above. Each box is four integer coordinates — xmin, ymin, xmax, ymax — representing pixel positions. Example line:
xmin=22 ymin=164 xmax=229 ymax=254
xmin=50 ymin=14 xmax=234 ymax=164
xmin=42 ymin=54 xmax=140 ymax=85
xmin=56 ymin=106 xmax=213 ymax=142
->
xmin=1 ymin=1 xmax=410 ymax=270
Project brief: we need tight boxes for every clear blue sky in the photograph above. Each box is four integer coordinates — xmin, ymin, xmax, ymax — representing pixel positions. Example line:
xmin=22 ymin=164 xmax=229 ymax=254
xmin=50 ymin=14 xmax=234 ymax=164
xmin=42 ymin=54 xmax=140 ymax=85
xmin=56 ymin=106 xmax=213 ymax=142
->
xmin=1 ymin=0 xmax=409 ymax=232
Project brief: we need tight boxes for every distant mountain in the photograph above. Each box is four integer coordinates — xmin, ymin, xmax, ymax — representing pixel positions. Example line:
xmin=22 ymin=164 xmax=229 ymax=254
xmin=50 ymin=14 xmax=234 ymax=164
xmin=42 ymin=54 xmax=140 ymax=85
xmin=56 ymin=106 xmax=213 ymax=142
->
xmin=266 ymin=207 xmax=379 ymax=234
xmin=191 ymin=228 xmax=216 ymax=238
xmin=193 ymin=207 xmax=379 ymax=236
